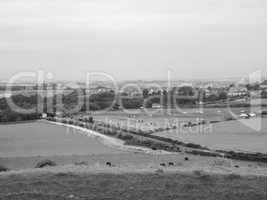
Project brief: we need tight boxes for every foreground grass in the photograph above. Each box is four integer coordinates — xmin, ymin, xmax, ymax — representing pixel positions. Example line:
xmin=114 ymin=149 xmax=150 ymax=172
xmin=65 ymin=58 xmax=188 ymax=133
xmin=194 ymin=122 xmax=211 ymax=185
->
xmin=0 ymin=172 xmax=267 ymax=200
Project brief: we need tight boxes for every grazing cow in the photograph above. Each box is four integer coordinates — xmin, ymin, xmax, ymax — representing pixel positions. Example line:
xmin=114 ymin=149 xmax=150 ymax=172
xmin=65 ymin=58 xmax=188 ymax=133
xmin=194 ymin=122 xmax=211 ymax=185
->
xmin=106 ymin=162 xmax=112 ymax=167
xmin=184 ymin=157 xmax=189 ymax=161
xmin=168 ymin=162 xmax=174 ymax=166
xmin=160 ymin=163 xmax=166 ymax=167
xmin=234 ymin=165 xmax=239 ymax=168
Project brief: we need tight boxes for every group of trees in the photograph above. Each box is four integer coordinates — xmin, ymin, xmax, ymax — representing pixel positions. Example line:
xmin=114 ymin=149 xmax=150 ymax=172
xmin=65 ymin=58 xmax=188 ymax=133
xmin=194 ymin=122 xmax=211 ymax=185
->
xmin=0 ymin=110 xmax=41 ymax=123
xmin=0 ymin=94 xmax=41 ymax=123
xmin=261 ymin=90 xmax=267 ymax=98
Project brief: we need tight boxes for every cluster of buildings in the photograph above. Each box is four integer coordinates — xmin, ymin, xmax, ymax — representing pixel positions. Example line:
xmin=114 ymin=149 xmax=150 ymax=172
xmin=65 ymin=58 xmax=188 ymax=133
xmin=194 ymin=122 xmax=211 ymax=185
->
xmin=203 ymin=80 xmax=267 ymax=99
xmin=87 ymin=80 xmax=267 ymax=100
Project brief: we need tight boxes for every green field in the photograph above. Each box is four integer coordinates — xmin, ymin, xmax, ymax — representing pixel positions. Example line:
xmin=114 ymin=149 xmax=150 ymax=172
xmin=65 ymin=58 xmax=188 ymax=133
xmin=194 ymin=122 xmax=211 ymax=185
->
xmin=78 ymin=108 xmax=267 ymax=153
xmin=0 ymin=172 xmax=267 ymax=200
xmin=83 ymin=107 xmax=255 ymax=132
xmin=154 ymin=118 xmax=267 ymax=153
xmin=0 ymin=121 xmax=124 ymax=157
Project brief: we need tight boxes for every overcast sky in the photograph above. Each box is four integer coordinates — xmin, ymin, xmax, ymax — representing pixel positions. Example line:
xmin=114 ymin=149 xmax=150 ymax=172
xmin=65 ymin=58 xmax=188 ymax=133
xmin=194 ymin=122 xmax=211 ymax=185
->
xmin=0 ymin=0 xmax=267 ymax=81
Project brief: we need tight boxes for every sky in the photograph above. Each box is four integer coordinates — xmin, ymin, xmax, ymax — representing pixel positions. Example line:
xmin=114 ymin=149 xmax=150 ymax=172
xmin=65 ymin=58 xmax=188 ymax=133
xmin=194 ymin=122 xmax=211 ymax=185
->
xmin=0 ymin=0 xmax=267 ymax=82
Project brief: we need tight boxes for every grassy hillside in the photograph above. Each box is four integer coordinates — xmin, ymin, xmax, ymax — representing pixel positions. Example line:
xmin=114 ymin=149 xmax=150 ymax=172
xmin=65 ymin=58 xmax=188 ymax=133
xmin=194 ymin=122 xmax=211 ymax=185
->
xmin=0 ymin=172 xmax=267 ymax=200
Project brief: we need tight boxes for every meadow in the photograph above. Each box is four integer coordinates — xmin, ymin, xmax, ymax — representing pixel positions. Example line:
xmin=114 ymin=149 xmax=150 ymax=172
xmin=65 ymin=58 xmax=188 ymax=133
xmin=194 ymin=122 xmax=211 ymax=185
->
xmin=0 ymin=172 xmax=267 ymax=200
xmin=0 ymin=121 xmax=124 ymax=158
xmin=84 ymin=107 xmax=255 ymax=133
xmin=79 ymin=107 xmax=267 ymax=154
xmin=154 ymin=118 xmax=267 ymax=153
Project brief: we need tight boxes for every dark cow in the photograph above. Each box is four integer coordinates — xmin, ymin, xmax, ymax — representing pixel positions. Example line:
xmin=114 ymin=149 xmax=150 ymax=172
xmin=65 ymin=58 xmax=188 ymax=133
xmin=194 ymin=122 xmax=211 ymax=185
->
xmin=106 ymin=162 xmax=112 ymax=167
xmin=160 ymin=163 xmax=166 ymax=167
xmin=168 ymin=162 xmax=174 ymax=166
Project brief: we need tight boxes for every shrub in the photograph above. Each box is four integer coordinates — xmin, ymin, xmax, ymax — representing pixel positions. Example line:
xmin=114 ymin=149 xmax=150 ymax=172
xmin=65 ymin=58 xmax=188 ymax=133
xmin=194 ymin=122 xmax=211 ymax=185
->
xmin=210 ymin=120 xmax=220 ymax=123
xmin=189 ymin=150 xmax=218 ymax=157
xmin=118 ymin=134 xmax=134 ymax=141
xmin=78 ymin=122 xmax=84 ymax=127
xmin=186 ymin=143 xmax=203 ymax=149
xmin=105 ymin=129 xmax=116 ymax=136
xmin=0 ymin=165 xmax=9 ymax=172
xmin=226 ymin=117 xmax=235 ymax=121
xmin=35 ymin=160 xmax=56 ymax=168
xmin=88 ymin=117 xmax=94 ymax=123
xmin=122 ymin=134 xmax=134 ymax=140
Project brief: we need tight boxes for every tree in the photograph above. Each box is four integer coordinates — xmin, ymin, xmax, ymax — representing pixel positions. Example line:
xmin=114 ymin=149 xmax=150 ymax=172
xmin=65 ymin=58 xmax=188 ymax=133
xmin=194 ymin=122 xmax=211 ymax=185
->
xmin=207 ymin=94 xmax=218 ymax=101
xmin=218 ymin=91 xmax=228 ymax=100
xmin=177 ymin=86 xmax=195 ymax=96
xmin=88 ymin=116 xmax=94 ymax=123
xmin=142 ymin=88 xmax=149 ymax=99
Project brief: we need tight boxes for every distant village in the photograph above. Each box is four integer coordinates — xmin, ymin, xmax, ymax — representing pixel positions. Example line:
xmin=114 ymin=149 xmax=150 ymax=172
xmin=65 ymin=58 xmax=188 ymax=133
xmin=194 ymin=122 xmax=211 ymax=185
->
xmin=81 ymin=80 xmax=267 ymax=101
xmin=1 ymin=79 xmax=267 ymax=101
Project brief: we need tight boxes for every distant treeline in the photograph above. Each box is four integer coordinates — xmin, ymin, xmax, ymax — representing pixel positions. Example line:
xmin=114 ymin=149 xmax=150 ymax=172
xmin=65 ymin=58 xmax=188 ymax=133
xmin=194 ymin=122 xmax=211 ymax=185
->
xmin=0 ymin=95 xmax=41 ymax=123
xmin=0 ymin=88 xmax=266 ymax=123
xmin=0 ymin=87 xmax=203 ymax=120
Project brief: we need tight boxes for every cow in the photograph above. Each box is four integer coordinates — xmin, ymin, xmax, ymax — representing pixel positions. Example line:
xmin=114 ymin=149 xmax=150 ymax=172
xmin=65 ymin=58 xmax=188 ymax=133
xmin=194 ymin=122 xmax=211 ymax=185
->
xmin=160 ymin=163 xmax=166 ymax=167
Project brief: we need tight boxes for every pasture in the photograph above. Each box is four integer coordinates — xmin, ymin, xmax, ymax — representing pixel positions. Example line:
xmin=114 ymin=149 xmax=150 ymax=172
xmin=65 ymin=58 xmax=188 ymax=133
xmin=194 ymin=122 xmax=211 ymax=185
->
xmin=154 ymin=118 xmax=267 ymax=153
xmin=1 ymin=172 xmax=267 ymax=200
xmin=0 ymin=121 xmax=124 ymax=157
xmin=77 ymin=107 xmax=267 ymax=153
xmin=79 ymin=107 xmax=258 ymax=133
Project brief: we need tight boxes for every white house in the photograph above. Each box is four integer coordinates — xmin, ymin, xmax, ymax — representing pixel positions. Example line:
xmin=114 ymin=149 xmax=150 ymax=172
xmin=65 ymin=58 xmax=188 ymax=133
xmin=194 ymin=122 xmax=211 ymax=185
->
xmin=152 ymin=103 xmax=162 ymax=109
xmin=228 ymin=86 xmax=248 ymax=97
xmin=42 ymin=113 xmax=47 ymax=118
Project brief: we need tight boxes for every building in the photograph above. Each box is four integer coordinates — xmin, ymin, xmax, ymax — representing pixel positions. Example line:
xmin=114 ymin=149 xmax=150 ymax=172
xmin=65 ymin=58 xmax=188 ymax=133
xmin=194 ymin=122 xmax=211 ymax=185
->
xmin=228 ymin=86 xmax=248 ymax=97
xmin=152 ymin=103 xmax=162 ymax=109
xmin=41 ymin=113 xmax=47 ymax=118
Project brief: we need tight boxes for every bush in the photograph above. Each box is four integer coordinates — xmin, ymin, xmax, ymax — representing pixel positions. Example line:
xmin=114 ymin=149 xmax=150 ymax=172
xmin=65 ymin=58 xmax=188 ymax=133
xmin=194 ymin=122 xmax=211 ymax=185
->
xmin=189 ymin=150 xmax=219 ymax=157
xmin=186 ymin=143 xmax=205 ymax=149
xmin=88 ymin=117 xmax=94 ymax=123
xmin=0 ymin=165 xmax=9 ymax=172
xmin=120 ymin=134 xmax=134 ymax=141
xmin=226 ymin=117 xmax=235 ymax=121
xmin=35 ymin=160 xmax=56 ymax=168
